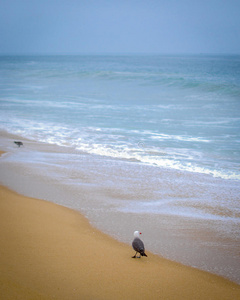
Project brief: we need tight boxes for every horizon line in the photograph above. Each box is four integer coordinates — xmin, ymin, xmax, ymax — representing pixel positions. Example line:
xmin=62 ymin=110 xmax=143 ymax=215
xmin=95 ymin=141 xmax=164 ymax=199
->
xmin=1 ymin=52 xmax=240 ymax=56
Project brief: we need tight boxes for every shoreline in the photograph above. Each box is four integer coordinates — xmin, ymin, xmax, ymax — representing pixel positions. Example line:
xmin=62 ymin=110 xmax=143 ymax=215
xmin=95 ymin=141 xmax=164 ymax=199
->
xmin=0 ymin=170 xmax=240 ymax=298
xmin=1 ymin=185 xmax=240 ymax=299
xmin=1 ymin=150 xmax=240 ymax=299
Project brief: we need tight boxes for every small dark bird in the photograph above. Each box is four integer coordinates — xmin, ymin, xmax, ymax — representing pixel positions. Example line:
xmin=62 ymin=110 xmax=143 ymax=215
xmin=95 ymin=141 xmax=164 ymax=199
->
xmin=14 ymin=141 xmax=23 ymax=147
xmin=132 ymin=231 xmax=147 ymax=258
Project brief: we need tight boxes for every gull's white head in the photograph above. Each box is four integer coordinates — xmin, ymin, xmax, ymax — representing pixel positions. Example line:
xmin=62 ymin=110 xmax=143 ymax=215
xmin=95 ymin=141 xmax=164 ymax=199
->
xmin=134 ymin=231 xmax=142 ymax=238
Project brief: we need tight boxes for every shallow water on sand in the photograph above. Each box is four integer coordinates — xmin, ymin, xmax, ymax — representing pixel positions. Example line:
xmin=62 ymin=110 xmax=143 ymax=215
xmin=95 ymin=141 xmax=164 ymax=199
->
xmin=0 ymin=135 xmax=239 ymax=284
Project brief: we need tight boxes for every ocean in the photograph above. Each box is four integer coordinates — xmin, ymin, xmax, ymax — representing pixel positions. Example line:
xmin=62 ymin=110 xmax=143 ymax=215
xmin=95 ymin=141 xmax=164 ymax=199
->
xmin=0 ymin=54 xmax=240 ymax=283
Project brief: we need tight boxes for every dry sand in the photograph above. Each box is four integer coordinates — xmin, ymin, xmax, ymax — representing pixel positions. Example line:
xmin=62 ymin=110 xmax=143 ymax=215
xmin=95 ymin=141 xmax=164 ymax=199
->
xmin=0 ymin=153 xmax=240 ymax=299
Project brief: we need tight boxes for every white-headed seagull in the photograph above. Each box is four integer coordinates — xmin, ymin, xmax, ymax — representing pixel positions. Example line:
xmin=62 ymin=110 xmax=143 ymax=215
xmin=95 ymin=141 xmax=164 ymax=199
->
xmin=132 ymin=231 xmax=147 ymax=258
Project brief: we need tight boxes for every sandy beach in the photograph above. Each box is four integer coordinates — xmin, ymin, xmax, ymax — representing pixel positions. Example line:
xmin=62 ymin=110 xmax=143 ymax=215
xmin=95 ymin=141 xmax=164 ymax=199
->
xmin=0 ymin=149 xmax=240 ymax=300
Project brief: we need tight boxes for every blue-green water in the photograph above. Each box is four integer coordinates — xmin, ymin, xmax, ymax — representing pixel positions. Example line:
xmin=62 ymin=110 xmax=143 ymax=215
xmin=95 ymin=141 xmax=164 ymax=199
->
xmin=1 ymin=54 xmax=240 ymax=179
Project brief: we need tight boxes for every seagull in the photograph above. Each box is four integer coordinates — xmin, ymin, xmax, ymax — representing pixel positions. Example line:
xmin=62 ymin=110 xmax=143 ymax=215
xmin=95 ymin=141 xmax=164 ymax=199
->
xmin=132 ymin=231 xmax=147 ymax=258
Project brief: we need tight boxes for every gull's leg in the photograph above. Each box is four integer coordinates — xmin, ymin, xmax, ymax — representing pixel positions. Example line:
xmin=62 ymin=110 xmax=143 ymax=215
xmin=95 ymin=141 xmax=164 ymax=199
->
xmin=132 ymin=252 xmax=138 ymax=258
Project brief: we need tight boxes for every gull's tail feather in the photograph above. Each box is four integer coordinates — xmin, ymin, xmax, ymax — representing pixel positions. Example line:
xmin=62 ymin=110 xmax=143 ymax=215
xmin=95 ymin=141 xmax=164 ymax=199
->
xmin=140 ymin=251 xmax=147 ymax=257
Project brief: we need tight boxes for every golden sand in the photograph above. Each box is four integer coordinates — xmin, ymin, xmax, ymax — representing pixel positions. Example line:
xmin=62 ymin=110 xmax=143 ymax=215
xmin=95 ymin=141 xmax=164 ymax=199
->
xmin=0 ymin=152 xmax=240 ymax=299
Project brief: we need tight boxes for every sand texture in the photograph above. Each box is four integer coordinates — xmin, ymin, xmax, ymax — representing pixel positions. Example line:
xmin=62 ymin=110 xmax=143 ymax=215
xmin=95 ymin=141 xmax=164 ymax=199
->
xmin=0 ymin=183 xmax=240 ymax=300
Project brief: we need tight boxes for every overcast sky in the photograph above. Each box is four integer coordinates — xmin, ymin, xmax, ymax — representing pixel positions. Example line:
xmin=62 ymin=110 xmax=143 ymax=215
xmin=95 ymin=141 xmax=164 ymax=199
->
xmin=0 ymin=0 xmax=240 ymax=54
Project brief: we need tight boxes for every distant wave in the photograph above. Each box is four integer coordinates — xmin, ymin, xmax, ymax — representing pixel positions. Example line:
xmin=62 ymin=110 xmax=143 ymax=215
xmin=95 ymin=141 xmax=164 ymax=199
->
xmin=63 ymin=70 xmax=240 ymax=98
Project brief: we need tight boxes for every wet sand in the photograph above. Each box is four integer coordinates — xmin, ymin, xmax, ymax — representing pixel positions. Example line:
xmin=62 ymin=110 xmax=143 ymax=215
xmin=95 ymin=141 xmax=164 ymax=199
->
xmin=0 ymin=179 xmax=240 ymax=299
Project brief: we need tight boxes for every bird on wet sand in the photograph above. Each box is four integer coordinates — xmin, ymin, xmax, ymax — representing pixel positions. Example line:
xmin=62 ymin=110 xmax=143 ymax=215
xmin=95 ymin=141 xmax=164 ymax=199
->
xmin=132 ymin=231 xmax=147 ymax=258
xmin=14 ymin=141 xmax=23 ymax=147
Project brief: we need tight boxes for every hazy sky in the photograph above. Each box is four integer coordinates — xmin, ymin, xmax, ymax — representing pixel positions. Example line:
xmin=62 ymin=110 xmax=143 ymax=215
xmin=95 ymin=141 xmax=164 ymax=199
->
xmin=0 ymin=0 xmax=240 ymax=54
